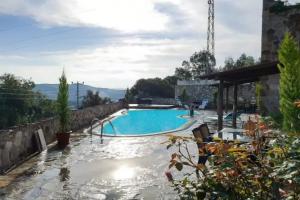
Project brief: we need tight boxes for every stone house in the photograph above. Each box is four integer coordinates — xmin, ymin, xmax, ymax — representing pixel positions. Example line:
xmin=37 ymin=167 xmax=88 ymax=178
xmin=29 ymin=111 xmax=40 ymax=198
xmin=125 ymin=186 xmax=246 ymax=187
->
xmin=260 ymin=0 xmax=300 ymax=113
xmin=176 ymin=0 xmax=300 ymax=113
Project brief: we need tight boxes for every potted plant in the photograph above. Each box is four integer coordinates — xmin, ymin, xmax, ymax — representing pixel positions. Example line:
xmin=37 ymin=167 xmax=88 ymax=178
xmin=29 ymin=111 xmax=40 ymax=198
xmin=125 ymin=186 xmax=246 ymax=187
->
xmin=56 ymin=71 xmax=70 ymax=148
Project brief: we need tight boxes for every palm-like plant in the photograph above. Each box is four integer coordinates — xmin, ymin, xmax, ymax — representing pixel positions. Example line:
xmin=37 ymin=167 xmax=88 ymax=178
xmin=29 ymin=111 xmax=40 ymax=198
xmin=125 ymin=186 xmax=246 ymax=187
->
xmin=82 ymin=90 xmax=112 ymax=108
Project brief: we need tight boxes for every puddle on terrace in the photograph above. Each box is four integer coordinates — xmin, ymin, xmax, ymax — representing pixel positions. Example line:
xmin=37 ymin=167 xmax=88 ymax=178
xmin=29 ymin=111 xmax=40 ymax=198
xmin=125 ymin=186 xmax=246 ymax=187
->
xmin=0 ymin=111 xmax=217 ymax=199
xmin=0 ymin=134 xmax=178 ymax=199
xmin=75 ymin=136 xmax=163 ymax=162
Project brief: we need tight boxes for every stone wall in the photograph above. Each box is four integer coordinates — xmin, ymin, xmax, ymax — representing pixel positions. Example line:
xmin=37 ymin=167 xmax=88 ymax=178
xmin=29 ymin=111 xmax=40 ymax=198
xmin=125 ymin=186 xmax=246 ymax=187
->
xmin=227 ymin=84 xmax=256 ymax=105
xmin=261 ymin=0 xmax=300 ymax=113
xmin=262 ymin=0 xmax=300 ymax=62
xmin=260 ymin=74 xmax=280 ymax=114
xmin=175 ymin=80 xmax=219 ymax=103
xmin=151 ymin=98 xmax=178 ymax=105
xmin=175 ymin=84 xmax=217 ymax=103
xmin=175 ymin=80 xmax=255 ymax=107
xmin=0 ymin=102 xmax=124 ymax=174
xmin=69 ymin=102 xmax=124 ymax=130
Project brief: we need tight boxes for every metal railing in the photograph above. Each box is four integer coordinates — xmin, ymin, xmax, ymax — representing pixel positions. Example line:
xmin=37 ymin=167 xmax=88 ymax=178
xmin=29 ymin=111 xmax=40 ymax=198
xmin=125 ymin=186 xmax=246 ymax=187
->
xmin=89 ymin=117 xmax=115 ymax=143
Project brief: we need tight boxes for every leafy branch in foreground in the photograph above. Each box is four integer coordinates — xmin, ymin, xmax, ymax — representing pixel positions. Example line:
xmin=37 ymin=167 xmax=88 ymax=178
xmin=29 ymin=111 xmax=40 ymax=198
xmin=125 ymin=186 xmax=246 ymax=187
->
xmin=164 ymin=115 xmax=300 ymax=199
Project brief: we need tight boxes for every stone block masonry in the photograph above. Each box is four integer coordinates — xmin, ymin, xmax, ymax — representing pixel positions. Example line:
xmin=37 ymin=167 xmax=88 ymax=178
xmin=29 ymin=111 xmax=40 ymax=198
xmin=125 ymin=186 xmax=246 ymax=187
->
xmin=0 ymin=102 xmax=125 ymax=174
xmin=175 ymin=80 xmax=255 ymax=107
xmin=260 ymin=0 xmax=300 ymax=113
xmin=262 ymin=0 xmax=300 ymax=62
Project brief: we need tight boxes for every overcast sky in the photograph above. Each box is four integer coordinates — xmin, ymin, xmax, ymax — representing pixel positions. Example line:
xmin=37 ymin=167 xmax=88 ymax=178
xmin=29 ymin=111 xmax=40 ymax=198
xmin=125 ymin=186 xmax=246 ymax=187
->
xmin=0 ymin=0 xmax=296 ymax=88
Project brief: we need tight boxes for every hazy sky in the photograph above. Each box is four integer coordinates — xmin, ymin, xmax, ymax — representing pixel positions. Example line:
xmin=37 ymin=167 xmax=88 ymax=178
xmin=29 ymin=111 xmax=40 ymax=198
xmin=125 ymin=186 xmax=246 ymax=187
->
xmin=0 ymin=0 xmax=293 ymax=88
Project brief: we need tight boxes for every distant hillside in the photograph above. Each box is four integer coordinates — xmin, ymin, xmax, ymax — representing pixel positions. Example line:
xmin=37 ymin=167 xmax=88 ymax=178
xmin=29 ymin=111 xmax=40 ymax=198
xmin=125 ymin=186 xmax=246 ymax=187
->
xmin=34 ymin=84 xmax=125 ymax=104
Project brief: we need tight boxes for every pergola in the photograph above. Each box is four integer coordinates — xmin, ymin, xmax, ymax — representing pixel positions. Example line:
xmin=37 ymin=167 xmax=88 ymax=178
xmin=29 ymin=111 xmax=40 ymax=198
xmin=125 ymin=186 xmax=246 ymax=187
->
xmin=199 ymin=61 xmax=280 ymax=131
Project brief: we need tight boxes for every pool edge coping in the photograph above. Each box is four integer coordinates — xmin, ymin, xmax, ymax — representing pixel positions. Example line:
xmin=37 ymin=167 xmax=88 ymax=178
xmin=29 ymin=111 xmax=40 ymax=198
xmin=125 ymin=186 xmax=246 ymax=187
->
xmin=89 ymin=109 xmax=197 ymax=137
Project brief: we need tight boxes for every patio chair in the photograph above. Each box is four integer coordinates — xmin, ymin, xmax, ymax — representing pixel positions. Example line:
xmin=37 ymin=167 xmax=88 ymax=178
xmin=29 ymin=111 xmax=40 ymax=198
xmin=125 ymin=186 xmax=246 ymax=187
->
xmin=192 ymin=124 xmax=214 ymax=165
xmin=198 ymin=100 xmax=208 ymax=109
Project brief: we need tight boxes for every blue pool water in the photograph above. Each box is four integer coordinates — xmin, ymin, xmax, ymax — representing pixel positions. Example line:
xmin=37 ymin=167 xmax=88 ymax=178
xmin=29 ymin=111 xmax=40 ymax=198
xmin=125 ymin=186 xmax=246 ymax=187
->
xmin=101 ymin=109 xmax=190 ymax=136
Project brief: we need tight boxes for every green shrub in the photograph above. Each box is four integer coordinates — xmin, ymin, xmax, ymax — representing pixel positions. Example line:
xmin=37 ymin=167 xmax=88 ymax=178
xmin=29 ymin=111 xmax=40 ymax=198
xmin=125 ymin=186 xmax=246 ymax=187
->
xmin=270 ymin=1 xmax=300 ymax=14
xmin=269 ymin=112 xmax=284 ymax=129
xmin=255 ymin=82 xmax=263 ymax=113
xmin=178 ymin=89 xmax=189 ymax=103
xmin=278 ymin=33 xmax=300 ymax=133
xmin=57 ymin=71 xmax=70 ymax=133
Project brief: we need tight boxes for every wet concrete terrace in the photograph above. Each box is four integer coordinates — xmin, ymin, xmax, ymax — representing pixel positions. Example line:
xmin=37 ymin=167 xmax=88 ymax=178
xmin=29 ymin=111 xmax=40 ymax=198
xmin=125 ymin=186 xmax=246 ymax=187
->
xmin=0 ymin=111 xmax=215 ymax=200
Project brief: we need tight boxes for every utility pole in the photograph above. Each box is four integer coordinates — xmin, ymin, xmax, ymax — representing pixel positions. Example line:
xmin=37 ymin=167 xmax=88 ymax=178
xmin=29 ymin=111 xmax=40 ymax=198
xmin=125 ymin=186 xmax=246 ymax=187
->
xmin=71 ymin=81 xmax=84 ymax=109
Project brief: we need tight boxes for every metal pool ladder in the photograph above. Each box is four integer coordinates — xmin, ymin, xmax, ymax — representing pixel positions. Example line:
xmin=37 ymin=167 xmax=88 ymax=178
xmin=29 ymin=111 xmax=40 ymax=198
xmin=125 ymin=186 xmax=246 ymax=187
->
xmin=90 ymin=117 xmax=116 ymax=143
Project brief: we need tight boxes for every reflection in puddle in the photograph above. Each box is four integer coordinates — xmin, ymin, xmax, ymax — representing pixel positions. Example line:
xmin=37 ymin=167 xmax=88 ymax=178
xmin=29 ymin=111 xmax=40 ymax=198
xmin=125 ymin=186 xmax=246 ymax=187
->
xmin=59 ymin=167 xmax=70 ymax=182
xmin=112 ymin=165 xmax=135 ymax=180
xmin=3 ymin=120 xmax=215 ymax=200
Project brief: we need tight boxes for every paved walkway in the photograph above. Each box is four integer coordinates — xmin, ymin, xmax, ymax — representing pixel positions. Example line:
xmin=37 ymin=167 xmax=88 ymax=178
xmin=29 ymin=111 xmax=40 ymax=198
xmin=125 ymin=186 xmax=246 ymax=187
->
xmin=0 ymin=110 xmax=215 ymax=200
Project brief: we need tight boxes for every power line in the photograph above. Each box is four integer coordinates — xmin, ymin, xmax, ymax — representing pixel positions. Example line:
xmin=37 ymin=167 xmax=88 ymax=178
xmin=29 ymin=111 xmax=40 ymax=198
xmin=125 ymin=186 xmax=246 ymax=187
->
xmin=0 ymin=95 xmax=77 ymax=100
xmin=0 ymin=97 xmax=44 ymax=100
xmin=0 ymin=93 xmax=78 ymax=97
xmin=0 ymin=92 xmax=37 ymax=96
xmin=0 ymin=87 xmax=90 ymax=92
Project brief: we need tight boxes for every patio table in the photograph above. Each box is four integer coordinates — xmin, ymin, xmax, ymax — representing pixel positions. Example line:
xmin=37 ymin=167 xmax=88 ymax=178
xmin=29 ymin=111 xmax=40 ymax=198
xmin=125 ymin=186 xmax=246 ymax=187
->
xmin=213 ymin=128 xmax=251 ymax=143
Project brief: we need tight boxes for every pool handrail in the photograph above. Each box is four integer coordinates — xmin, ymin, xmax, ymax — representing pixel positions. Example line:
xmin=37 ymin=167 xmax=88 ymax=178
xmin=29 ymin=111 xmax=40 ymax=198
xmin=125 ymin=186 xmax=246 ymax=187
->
xmin=90 ymin=118 xmax=100 ymax=134
xmin=90 ymin=116 xmax=115 ymax=142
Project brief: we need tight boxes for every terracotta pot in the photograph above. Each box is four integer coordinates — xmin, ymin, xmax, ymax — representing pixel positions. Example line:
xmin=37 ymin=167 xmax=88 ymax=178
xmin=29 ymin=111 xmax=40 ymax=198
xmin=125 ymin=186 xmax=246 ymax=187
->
xmin=56 ymin=132 xmax=71 ymax=148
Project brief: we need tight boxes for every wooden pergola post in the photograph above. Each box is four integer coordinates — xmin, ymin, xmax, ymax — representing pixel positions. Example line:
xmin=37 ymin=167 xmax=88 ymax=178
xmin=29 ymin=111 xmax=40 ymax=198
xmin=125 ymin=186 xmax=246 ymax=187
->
xmin=232 ymin=83 xmax=238 ymax=128
xmin=225 ymin=87 xmax=229 ymax=113
xmin=197 ymin=62 xmax=279 ymax=131
xmin=217 ymin=80 xmax=224 ymax=131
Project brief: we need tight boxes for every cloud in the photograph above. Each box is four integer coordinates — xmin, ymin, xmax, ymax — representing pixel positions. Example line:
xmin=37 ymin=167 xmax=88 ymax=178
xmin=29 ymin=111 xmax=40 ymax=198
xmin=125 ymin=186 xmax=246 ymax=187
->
xmin=0 ymin=27 xmax=261 ymax=88
xmin=0 ymin=37 xmax=202 ymax=88
xmin=0 ymin=0 xmax=210 ymax=33
xmin=0 ymin=0 xmax=173 ymax=32
xmin=216 ymin=0 xmax=262 ymax=34
xmin=288 ymin=0 xmax=300 ymax=5
xmin=0 ymin=0 xmax=264 ymax=88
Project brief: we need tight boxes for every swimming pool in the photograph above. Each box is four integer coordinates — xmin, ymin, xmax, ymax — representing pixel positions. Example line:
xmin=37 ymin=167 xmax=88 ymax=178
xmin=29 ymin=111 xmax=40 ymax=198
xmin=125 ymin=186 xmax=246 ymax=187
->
xmin=101 ymin=109 xmax=191 ymax=136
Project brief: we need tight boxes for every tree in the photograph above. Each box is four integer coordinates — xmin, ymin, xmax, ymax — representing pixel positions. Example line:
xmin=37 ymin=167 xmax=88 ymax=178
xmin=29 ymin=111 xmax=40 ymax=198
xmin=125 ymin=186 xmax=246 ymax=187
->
xmin=57 ymin=71 xmax=70 ymax=133
xmin=28 ymin=92 xmax=56 ymax=122
xmin=278 ymin=33 xmax=300 ymax=132
xmin=236 ymin=53 xmax=255 ymax=67
xmin=190 ymin=50 xmax=216 ymax=78
xmin=175 ymin=61 xmax=193 ymax=80
xmin=174 ymin=51 xmax=216 ymax=80
xmin=223 ymin=57 xmax=236 ymax=70
xmin=0 ymin=74 xmax=56 ymax=129
xmin=178 ymin=89 xmax=189 ymax=103
xmin=223 ymin=54 xmax=256 ymax=71
xmin=130 ymin=78 xmax=174 ymax=98
xmin=81 ymin=90 xmax=112 ymax=108
xmin=164 ymin=75 xmax=179 ymax=87
xmin=0 ymin=74 xmax=57 ymax=129
xmin=124 ymin=88 xmax=134 ymax=103
xmin=0 ymin=74 xmax=34 ymax=128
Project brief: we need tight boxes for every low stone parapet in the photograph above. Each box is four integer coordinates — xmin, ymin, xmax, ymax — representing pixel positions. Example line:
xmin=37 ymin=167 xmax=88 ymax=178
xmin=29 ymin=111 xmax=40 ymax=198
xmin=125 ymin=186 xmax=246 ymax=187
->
xmin=0 ymin=102 xmax=125 ymax=174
